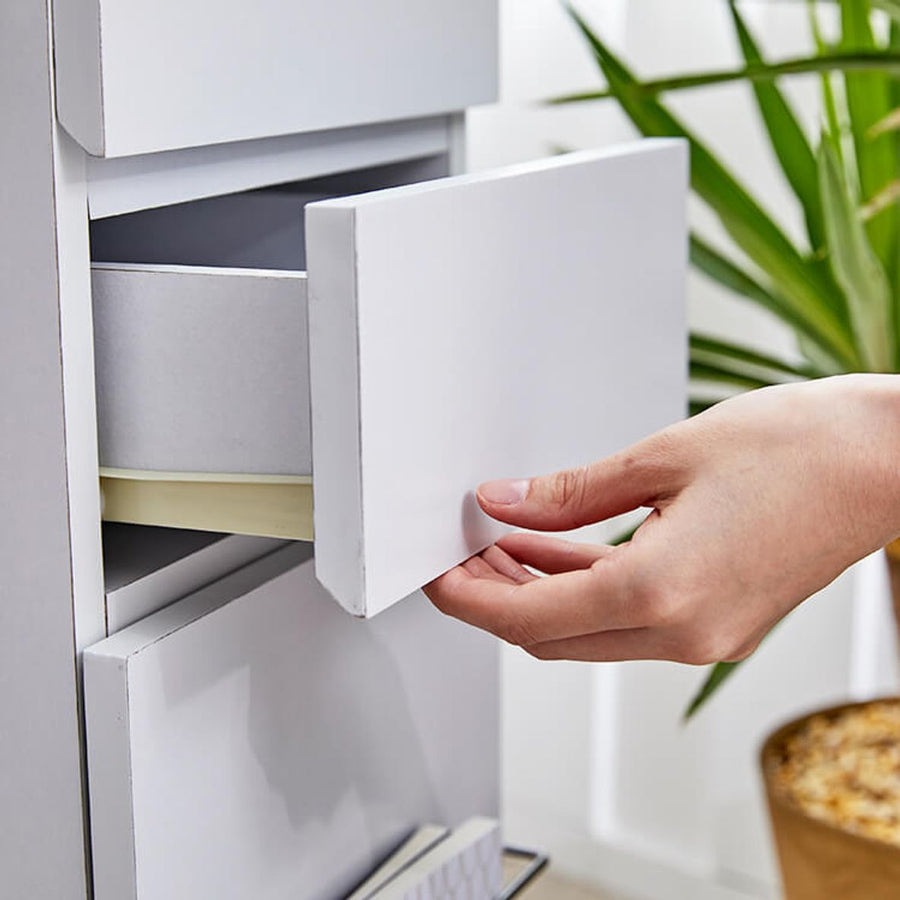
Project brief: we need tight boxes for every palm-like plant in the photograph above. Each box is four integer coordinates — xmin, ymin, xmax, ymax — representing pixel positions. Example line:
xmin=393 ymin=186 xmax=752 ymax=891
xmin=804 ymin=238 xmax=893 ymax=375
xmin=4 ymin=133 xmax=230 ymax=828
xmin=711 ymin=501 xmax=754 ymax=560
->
xmin=556 ymin=0 xmax=900 ymax=717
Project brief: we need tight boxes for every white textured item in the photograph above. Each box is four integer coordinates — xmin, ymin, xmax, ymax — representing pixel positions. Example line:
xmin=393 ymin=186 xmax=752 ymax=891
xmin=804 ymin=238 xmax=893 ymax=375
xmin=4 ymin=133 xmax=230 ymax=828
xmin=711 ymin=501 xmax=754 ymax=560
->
xmin=376 ymin=817 xmax=502 ymax=900
xmin=52 ymin=0 xmax=497 ymax=157
xmin=83 ymin=547 xmax=499 ymax=900
xmin=307 ymin=140 xmax=688 ymax=617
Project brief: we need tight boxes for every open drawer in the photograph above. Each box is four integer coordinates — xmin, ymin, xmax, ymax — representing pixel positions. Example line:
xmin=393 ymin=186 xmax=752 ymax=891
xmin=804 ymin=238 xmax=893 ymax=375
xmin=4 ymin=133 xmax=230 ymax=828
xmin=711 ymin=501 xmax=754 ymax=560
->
xmin=93 ymin=141 xmax=688 ymax=616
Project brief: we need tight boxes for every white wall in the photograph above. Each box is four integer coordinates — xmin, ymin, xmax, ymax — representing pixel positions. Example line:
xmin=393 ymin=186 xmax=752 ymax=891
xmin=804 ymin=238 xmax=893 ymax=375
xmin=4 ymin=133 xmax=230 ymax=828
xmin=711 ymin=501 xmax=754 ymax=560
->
xmin=470 ymin=3 xmax=899 ymax=897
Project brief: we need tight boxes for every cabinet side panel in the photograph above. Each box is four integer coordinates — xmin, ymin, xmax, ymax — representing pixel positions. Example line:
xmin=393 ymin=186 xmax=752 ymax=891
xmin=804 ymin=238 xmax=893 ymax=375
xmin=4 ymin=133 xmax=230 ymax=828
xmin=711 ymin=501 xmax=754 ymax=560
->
xmin=0 ymin=1 xmax=91 ymax=894
xmin=51 ymin=0 xmax=104 ymax=155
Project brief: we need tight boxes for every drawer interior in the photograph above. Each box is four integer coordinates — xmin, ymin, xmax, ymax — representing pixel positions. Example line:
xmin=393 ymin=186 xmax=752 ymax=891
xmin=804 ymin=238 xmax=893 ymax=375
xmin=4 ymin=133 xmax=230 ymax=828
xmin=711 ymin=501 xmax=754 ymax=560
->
xmin=90 ymin=156 xmax=449 ymax=270
xmin=92 ymin=155 xmax=449 ymax=544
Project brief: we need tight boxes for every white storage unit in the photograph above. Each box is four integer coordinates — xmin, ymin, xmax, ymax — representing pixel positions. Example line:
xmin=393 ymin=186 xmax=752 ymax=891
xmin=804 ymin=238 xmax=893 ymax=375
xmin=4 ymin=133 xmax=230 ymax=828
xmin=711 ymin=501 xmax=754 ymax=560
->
xmin=1 ymin=2 xmax=687 ymax=897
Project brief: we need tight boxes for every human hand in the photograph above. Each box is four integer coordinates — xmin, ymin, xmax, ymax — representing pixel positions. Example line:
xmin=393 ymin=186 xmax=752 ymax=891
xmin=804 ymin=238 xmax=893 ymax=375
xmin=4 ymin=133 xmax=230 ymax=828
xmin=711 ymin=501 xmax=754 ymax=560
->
xmin=424 ymin=375 xmax=900 ymax=664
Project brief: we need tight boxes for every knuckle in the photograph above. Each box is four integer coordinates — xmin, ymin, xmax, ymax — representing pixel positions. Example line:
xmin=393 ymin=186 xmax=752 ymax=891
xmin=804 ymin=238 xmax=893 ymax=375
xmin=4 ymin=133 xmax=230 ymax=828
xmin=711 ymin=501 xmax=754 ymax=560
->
xmin=675 ymin=632 xmax=737 ymax=667
xmin=548 ymin=467 xmax=588 ymax=513
xmin=631 ymin=581 xmax=689 ymax=628
xmin=496 ymin=613 xmax=540 ymax=648
xmin=722 ymin=637 xmax=759 ymax=663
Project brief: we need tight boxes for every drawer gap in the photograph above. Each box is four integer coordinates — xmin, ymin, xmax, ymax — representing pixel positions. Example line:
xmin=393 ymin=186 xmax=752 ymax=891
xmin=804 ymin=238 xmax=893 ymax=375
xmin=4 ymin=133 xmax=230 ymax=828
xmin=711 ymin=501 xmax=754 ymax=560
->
xmin=89 ymin=156 xmax=448 ymax=269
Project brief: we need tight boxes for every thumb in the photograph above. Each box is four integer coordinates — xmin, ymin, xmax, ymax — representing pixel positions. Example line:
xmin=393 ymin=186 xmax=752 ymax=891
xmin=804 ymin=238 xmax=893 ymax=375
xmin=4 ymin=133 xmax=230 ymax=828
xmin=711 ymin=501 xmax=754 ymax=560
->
xmin=476 ymin=441 xmax=681 ymax=532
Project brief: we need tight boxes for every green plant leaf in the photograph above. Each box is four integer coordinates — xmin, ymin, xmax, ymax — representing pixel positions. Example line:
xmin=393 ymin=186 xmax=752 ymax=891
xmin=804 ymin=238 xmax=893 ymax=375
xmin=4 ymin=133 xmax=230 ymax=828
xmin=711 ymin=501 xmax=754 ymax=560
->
xmin=797 ymin=333 xmax=845 ymax=375
xmin=875 ymin=0 xmax=900 ymax=21
xmin=689 ymin=236 xmax=848 ymax=369
xmin=548 ymin=51 xmax=900 ymax=104
xmin=818 ymin=140 xmax=895 ymax=370
xmin=684 ymin=662 xmax=743 ymax=721
xmin=868 ymin=106 xmax=900 ymax=139
xmin=690 ymin=333 xmax=821 ymax=379
xmin=688 ymin=397 xmax=721 ymax=417
xmin=806 ymin=0 xmax=846 ymax=170
xmin=889 ymin=19 xmax=900 ymax=364
xmin=727 ymin=1 xmax=825 ymax=251
xmin=563 ymin=5 xmax=859 ymax=369
xmin=690 ymin=359 xmax=778 ymax=390
xmin=779 ymin=0 xmax=900 ymax=23
xmin=610 ymin=525 xmax=638 ymax=546
xmin=861 ymin=178 xmax=900 ymax=221
xmin=840 ymin=0 xmax=897 ymax=272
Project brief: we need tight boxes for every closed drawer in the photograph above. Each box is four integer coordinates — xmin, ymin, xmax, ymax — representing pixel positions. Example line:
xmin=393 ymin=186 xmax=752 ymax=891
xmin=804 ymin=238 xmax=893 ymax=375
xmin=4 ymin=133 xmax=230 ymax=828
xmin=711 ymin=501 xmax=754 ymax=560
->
xmin=102 ymin=524 xmax=287 ymax=631
xmin=93 ymin=141 xmax=688 ymax=616
xmin=53 ymin=0 xmax=498 ymax=158
xmin=84 ymin=545 xmax=499 ymax=900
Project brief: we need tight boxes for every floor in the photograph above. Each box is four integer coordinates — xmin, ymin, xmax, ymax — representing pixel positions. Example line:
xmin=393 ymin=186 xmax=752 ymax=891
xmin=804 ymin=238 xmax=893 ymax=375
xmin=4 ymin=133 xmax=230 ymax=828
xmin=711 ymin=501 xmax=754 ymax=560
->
xmin=502 ymin=856 xmax=627 ymax=900
xmin=518 ymin=870 xmax=625 ymax=899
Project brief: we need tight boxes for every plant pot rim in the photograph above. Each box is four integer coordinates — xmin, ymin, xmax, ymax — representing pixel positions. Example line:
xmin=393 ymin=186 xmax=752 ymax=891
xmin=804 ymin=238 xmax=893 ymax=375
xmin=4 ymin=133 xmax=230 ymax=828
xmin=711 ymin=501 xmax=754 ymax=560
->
xmin=760 ymin=695 xmax=900 ymax=856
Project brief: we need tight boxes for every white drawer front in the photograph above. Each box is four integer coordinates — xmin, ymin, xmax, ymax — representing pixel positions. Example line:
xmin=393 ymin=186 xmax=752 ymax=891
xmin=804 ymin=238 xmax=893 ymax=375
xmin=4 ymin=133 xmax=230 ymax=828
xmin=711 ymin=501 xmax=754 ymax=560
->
xmin=93 ymin=140 xmax=688 ymax=616
xmin=84 ymin=546 xmax=499 ymax=900
xmin=53 ymin=0 xmax=498 ymax=158
xmin=307 ymin=141 xmax=688 ymax=616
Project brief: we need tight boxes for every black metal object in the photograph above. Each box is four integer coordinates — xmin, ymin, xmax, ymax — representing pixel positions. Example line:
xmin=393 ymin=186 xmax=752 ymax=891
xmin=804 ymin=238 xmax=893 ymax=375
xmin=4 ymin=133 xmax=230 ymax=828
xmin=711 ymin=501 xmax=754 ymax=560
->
xmin=497 ymin=846 xmax=550 ymax=899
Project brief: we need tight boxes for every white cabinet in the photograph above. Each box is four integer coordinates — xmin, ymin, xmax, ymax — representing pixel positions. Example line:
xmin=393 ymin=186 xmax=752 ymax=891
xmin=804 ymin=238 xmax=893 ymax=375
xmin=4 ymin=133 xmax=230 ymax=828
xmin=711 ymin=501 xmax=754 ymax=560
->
xmin=92 ymin=140 xmax=688 ymax=616
xmin=84 ymin=545 xmax=499 ymax=900
xmin=3 ymin=2 xmax=689 ymax=894
xmin=52 ymin=0 xmax=498 ymax=158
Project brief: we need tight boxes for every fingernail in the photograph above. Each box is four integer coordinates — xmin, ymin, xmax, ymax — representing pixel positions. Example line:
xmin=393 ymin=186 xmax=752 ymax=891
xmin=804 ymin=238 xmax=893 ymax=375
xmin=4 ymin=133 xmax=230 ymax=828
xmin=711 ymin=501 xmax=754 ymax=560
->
xmin=478 ymin=478 xmax=530 ymax=506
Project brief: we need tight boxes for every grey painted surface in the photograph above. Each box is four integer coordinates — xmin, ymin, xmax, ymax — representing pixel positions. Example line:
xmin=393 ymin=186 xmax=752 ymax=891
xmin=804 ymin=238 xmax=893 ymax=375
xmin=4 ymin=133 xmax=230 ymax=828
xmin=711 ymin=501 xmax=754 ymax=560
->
xmin=85 ymin=546 xmax=500 ymax=900
xmin=92 ymin=265 xmax=310 ymax=475
xmin=0 ymin=1 xmax=90 ymax=895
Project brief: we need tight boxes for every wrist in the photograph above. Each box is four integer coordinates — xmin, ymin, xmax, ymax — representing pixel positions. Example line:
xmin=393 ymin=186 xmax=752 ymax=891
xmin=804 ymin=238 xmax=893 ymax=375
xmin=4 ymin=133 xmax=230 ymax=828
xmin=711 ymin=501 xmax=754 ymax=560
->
xmin=841 ymin=374 xmax=900 ymax=546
